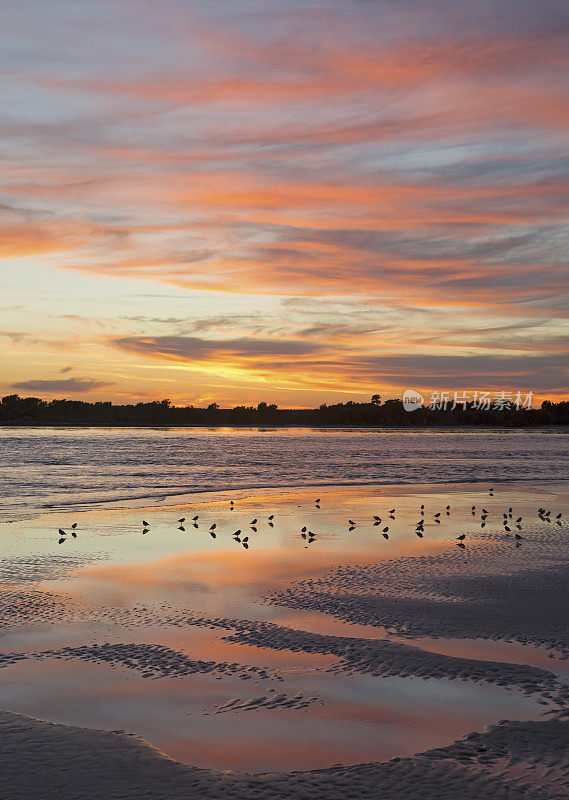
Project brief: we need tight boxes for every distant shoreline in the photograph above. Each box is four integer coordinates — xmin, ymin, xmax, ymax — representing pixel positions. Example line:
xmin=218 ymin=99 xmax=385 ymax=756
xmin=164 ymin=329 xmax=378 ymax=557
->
xmin=2 ymin=395 xmax=568 ymax=427
xmin=1 ymin=422 xmax=568 ymax=430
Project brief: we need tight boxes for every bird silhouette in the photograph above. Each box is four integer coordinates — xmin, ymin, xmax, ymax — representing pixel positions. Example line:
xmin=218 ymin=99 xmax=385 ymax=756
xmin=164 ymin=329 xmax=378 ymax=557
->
xmin=143 ymin=521 xmax=149 ymax=527
xmin=71 ymin=523 xmax=77 ymax=529
xmin=178 ymin=518 xmax=185 ymax=523
xmin=456 ymin=534 xmax=466 ymax=541
xmin=250 ymin=519 xmax=257 ymax=525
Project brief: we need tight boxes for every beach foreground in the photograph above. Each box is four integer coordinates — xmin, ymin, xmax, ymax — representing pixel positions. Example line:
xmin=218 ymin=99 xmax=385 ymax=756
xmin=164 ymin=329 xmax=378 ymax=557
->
xmin=1 ymin=482 xmax=569 ymax=798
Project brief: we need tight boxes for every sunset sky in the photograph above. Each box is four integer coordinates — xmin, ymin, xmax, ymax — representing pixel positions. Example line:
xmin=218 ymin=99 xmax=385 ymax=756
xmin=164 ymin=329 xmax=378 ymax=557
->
xmin=1 ymin=0 xmax=568 ymax=407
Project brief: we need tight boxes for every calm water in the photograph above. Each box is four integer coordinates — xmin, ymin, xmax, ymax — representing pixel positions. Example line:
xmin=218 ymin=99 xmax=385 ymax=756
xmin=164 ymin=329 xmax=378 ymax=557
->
xmin=1 ymin=427 xmax=568 ymax=520
xmin=1 ymin=427 xmax=569 ymax=771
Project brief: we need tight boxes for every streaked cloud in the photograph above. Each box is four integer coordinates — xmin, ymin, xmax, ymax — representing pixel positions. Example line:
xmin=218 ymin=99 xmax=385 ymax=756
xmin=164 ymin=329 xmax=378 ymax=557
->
xmin=12 ymin=378 xmax=113 ymax=394
xmin=1 ymin=0 xmax=567 ymax=402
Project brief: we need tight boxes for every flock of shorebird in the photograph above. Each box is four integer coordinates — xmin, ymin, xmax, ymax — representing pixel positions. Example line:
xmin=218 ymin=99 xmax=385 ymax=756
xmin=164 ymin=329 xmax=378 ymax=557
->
xmin=55 ymin=488 xmax=563 ymax=551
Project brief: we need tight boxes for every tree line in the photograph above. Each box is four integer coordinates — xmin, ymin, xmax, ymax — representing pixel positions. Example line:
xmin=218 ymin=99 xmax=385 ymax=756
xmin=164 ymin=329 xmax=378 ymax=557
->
xmin=1 ymin=394 xmax=568 ymax=427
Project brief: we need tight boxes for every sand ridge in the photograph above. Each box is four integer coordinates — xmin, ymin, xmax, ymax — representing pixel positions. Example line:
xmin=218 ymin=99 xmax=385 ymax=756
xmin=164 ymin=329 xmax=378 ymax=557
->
xmin=2 ymin=709 xmax=569 ymax=799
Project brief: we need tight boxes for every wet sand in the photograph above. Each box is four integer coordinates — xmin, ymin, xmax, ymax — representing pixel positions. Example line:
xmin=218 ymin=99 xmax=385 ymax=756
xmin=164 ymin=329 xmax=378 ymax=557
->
xmin=1 ymin=482 xmax=569 ymax=797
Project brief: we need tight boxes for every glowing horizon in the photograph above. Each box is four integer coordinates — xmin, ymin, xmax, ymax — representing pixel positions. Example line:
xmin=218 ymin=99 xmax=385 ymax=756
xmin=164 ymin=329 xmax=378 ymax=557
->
xmin=1 ymin=0 xmax=568 ymax=407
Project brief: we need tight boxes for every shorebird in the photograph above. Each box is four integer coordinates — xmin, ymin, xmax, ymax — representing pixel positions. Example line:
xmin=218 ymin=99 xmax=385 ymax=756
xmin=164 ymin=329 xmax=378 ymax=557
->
xmin=192 ymin=515 xmax=199 ymax=521
xmin=71 ymin=523 xmax=77 ymax=529
xmin=434 ymin=512 xmax=441 ymax=518
xmin=143 ymin=520 xmax=149 ymax=527
xmin=59 ymin=536 xmax=66 ymax=544
xmin=250 ymin=518 xmax=258 ymax=525
xmin=268 ymin=514 xmax=274 ymax=521
xmin=178 ymin=517 xmax=185 ymax=523
xmin=301 ymin=526 xmax=307 ymax=533
xmin=373 ymin=515 xmax=381 ymax=522
xmin=210 ymin=531 xmax=216 ymax=538
xmin=382 ymin=533 xmax=389 ymax=539
xmin=456 ymin=534 xmax=466 ymax=541
xmin=315 ymin=498 xmax=320 ymax=504
xmin=348 ymin=519 xmax=356 ymax=526
xmin=58 ymin=528 xmax=66 ymax=536
xmin=209 ymin=523 xmax=217 ymax=530
xmin=515 ymin=533 xmax=523 ymax=540
xmin=383 ymin=526 xmax=389 ymax=533
xmin=389 ymin=508 xmax=395 ymax=514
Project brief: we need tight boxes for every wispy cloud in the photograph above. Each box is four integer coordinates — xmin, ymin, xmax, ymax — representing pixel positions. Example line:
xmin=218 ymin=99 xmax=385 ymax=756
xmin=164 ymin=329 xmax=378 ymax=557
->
xmin=12 ymin=378 xmax=113 ymax=394
xmin=1 ymin=0 xmax=568 ymax=401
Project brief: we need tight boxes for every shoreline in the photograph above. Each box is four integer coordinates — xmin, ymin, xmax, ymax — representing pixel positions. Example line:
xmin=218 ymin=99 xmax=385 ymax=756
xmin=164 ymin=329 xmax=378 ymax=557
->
xmin=4 ymin=477 xmax=569 ymax=524
xmin=2 ymin=423 xmax=569 ymax=430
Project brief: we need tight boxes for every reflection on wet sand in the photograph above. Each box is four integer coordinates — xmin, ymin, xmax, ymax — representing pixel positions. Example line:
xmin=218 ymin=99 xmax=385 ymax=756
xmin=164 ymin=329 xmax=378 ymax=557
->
xmin=1 ymin=483 xmax=569 ymax=772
